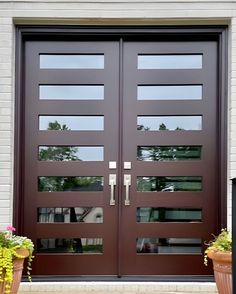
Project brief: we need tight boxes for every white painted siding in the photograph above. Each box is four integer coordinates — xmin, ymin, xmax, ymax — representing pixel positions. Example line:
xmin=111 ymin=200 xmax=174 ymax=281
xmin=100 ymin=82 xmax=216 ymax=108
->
xmin=0 ymin=0 xmax=235 ymax=231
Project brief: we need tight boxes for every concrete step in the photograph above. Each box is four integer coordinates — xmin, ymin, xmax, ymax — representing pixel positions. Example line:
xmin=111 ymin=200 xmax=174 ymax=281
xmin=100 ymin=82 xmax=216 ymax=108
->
xmin=19 ymin=282 xmax=218 ymax=294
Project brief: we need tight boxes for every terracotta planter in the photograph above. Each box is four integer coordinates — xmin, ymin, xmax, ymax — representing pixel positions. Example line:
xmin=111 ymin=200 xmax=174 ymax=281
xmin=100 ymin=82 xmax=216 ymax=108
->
xmin=207 ymin=250 xmax=232 ymax=294
xmin=0 ymin=249 xmax=29 ymax=294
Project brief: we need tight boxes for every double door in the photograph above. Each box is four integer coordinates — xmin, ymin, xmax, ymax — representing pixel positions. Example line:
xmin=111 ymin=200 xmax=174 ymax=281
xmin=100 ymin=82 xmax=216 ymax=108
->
xmin=23 ymin=39 xmax=218 ymax=276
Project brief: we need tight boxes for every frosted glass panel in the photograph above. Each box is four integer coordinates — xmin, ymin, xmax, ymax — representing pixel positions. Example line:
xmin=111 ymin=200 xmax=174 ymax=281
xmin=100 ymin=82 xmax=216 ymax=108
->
xmin=40 ymin=85 xmax=104 ymax=100
xmin=40 ymin=55 xmax=104 ymax=69
xmin=138 ymin=85 xmax=202 ymax=100
xmin=138 ymin=55 xmax=202 ymax=69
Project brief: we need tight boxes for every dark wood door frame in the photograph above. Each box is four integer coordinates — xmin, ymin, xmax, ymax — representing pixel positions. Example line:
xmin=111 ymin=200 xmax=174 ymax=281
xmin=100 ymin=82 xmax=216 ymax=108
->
xmin=14 ymin=25 xmax=228 ymax=278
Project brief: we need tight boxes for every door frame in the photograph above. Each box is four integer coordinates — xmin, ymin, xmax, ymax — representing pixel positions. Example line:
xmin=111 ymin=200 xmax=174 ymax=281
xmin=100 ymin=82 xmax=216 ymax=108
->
xmin=14 ymin=25 xmax=228 ymax=278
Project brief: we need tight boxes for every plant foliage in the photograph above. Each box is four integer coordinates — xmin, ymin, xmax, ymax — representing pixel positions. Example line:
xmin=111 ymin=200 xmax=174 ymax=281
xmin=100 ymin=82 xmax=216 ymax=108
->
xmin=204 ymin=228 xmax=232 ymax=266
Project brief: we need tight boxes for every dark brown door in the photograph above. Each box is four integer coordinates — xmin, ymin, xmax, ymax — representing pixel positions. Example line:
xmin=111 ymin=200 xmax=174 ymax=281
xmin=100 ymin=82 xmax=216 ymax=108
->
xmin=22 ymin=38 xmax=218 ymax=276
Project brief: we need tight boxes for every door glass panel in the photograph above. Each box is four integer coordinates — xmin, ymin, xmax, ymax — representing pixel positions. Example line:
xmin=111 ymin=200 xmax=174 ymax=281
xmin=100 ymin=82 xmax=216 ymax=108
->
xmin=137 ymin=85 xmax=202 ymax=100
xmin=137 ymin=176 xmax=202 ymax=192
xmin=137 ymin=208 xmax=202 ymax=223
xmin=38 ymin=207 xmax=103 ymax=223
xmin=137 ymin=146 xmax=201 ymax=161
xmin=39 ymin=116 xmax=104 ymax=131
xmin=38 ymin=176 xmax=103 ymax=192
xmin=138 ymin=55 xmax=202 ymax=69
xmin=40 ymin=55 xmax=104 ymax=69
xmin=136 ymin=238 xmax=201 ymax=254
xmin=39 ymin=85 xmax=104 ymax=100
xmin=137 ymin=116 xmax=202 ymax=131
xmin=39 ymin=146 xmax=104 ymax=161
xmin=37 ymin=238 xmax=103 ymax=253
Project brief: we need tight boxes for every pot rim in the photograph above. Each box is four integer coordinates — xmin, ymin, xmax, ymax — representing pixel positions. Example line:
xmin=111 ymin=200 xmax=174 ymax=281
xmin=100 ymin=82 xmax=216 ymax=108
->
xmin=207 ymin=250 xmax=232 ymax=263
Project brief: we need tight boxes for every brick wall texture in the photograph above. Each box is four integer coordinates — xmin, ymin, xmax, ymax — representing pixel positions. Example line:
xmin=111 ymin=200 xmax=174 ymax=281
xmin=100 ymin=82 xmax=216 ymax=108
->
xmin=0 ymin=0 xmax=235 ymax=230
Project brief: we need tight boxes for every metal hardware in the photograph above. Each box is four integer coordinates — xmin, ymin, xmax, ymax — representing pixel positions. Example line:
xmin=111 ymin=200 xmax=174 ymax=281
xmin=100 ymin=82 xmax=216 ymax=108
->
xmin=109 ymin=161 xmax=117 ymax=169
xmin=124 ymin=174 xmax=131 ymax=206
xmin=109 ymin=174 xmax=116 ymax=205
xmin=124 ymin=161 xmax=131 ymax=170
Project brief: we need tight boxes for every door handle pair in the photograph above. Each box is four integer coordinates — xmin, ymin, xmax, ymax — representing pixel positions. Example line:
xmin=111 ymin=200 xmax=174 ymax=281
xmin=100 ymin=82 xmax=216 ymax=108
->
xmin=109 ymin=174 xmax=131 ymax=206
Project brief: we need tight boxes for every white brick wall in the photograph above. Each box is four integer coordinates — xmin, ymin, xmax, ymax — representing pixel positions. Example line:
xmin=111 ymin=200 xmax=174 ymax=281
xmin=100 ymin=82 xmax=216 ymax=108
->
xmin=0 ymin=0 xmax=235 ymax=231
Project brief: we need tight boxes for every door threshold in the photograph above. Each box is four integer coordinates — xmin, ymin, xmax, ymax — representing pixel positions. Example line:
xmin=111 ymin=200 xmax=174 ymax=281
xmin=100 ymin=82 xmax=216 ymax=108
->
xmin=23 ymin=275 xmax=215 ymax=282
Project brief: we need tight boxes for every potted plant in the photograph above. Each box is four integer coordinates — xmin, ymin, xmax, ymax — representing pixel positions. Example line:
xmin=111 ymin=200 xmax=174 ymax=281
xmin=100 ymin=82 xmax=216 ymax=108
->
xmin=204 ymin=229 xmax=232 ymax=294
xmin=0 ymin=226 xmax=34 ymax=294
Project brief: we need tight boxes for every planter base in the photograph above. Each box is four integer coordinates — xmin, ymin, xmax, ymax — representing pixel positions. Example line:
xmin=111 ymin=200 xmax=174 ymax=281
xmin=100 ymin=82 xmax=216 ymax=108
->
xmin=208 ymin=251 xmax=232 ymax=294
xmin=0 ymin=249 xmax=29 ymax=294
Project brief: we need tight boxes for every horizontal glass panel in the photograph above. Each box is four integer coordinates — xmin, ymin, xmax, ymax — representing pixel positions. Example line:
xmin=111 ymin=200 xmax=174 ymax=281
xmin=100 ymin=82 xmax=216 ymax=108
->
xmin=137 ymin=116 xmax=202 ymax=131
xmin=137 ymin=85 xmax=202 ymax=100
xmin=39 ymin=85 xmax=104 ymax=100
xmin=40 ymin=55 xmax=104 ymax=69
xmin=39 ymin=116 xmax=104 ymax=131
xmin=138 ymin=55 xmax=202 ymax=69
xmin=38 ymin=176 xmax=103 ymax=192
xmin=137 ymin=176 xmax=202 ymax=192
xmin=38 ymin=207 xmax=103 ymax=223
xmin=137 ymin=146 xmax=201 ymax=161
xmin=37 ymin=238 xmax=103 ymax=253
xmin=137 ymin=208 xmax=202 ymax=223
xmin=39 ymin=146 xmax=104 ymax=161
xmin=137 ymin=238 xmax=201 ymax=254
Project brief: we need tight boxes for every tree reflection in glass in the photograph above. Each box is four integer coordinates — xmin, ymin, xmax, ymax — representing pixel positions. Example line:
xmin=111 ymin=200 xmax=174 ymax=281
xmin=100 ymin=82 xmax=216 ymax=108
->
xmin=137 ymin=116 xmax=202 ymax=131
xmin=137 ymin=146 xmax=201 ymax=161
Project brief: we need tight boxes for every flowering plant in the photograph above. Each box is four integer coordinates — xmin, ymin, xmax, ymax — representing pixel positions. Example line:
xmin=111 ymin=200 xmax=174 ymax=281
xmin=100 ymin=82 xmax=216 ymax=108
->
xmin=0 ymin=226 xmax=34 ymax=293
xmin=204 ymin=228 xmax=232 ymax=266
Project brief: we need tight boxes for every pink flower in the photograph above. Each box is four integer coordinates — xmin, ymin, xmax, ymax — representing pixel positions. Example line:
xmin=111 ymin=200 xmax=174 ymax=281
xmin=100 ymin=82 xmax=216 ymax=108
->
xmin=6 ymin=225 xmax=16 ymax=232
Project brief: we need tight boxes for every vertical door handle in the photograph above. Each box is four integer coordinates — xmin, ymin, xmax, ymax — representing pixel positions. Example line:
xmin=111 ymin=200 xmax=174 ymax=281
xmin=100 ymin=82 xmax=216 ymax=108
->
xmin=124 ymin=174 xmax=131 ymax=206
xmin=109 ymin=174 xmax=116 ymax=206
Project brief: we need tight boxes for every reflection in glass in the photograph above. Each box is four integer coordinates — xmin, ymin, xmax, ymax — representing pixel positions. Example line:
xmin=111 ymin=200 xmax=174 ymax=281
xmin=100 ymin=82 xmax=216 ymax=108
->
xmin=38 ymin=176 xmax=103 ymax=192
xmin=137 ymin=116 xmax=202 ymax=131
xmin=38 ymin=207 xmax=103 ymax=223
xmin=138 ymin=55 xmax=202 ymax=69
xmin=40 ymin=55 xmax=104 ymax=69
xmin=137 ymin=85 xmax=202 ymax=100
xmin=39 ymin=85 xmax=104 ymax=100
xmin=136 ymin=238 xmax=201 ymax=254
xmin=39 ymin=116 xmax=104 ymax=131
xmin=37 ymin=238 xmax=103 ymax=253
xmin=39 ymin=146 xmax=104 ymax=161
xmin=137 ymin=208 xmax=202 ymax=223
xmin=137 ymin=146 xmax=201 ymax=161
xmin=137 ymin=176 xmax=202 ymax=192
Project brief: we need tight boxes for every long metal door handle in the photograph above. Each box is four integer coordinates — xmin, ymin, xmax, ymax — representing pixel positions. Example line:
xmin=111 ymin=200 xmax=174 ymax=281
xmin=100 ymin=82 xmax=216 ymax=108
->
xmin=109 ymin=174 xmax=116 ymax=206
xmin=124 ymin=174 xmax=131 ymax=206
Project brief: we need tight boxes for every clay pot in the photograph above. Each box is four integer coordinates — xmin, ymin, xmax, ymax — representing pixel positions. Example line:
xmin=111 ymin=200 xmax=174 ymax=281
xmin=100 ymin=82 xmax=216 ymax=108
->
xmin=0 ymin=249 xmax=29 ymax=294
xmin=207 ymin=250 xmax=232 ymax=294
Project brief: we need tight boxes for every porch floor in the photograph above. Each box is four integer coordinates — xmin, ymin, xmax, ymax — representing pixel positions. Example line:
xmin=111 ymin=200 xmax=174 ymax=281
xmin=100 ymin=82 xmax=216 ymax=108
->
xmin=19 ymin=282 xmax=218 ymax=294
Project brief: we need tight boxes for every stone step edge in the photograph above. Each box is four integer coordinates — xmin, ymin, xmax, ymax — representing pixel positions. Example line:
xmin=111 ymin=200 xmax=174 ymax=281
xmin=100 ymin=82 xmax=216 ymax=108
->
xmin=19 ymin=282 xmax=217 ymax=293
